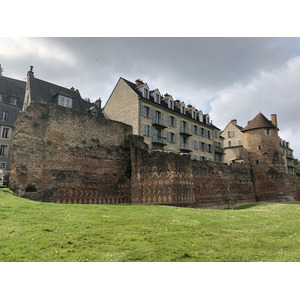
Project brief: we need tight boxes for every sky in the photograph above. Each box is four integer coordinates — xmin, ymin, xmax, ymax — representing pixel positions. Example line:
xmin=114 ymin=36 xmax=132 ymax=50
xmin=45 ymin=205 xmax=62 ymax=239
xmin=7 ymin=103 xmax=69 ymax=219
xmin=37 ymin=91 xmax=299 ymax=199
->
xmin=1 ymin=36 xmax=300 ymax=159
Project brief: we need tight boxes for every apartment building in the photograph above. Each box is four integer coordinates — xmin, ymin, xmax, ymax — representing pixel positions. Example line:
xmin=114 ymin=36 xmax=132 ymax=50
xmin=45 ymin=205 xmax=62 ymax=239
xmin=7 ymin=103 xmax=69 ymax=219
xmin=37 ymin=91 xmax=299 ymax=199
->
xmin=279 ymin=138 xmax=295 ymax=174
xmin=0 ymin=68 xmax=26 ymax=171
xmin=221 ymin=119 xmax=244 ymax=164
xmin=103 ymin=78 xmax=224 ymax=162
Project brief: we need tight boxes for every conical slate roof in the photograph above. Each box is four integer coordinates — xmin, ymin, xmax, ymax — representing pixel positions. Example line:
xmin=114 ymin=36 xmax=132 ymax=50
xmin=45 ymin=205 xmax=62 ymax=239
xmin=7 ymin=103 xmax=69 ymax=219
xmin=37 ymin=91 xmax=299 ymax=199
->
xmin=241 ymin=112 xmax=277 ymax=132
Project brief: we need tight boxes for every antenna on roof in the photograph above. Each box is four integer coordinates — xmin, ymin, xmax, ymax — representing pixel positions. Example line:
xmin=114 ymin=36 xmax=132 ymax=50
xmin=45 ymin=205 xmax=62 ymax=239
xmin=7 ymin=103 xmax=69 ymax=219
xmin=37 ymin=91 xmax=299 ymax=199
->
xmin=0 ymin=64 xmax=3 ymax=76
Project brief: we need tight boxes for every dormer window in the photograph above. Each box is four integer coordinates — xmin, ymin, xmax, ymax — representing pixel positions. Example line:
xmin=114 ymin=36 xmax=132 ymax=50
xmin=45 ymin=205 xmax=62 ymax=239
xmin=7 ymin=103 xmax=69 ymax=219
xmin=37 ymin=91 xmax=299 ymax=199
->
xmin=10 ymin=97 xmax=17 ymax=105
xmin=180 ymin=105 xmax=186 ymax=114
xmin=154 ymin=94 xmax=160 ymax=104
xmin=168 ymin=100 xmax=174 ymax=110
xmin=58 ymin=95 xmax=72 ymax=108
xmin=144 ymin=89 xmax=149 ymax=99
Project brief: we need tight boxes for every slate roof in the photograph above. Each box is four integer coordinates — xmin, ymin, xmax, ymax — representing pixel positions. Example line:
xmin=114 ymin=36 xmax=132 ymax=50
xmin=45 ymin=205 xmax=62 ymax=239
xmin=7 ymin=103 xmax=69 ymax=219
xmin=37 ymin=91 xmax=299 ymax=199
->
xmin=28 ymin=72 xmax=103 ymax=116
xmin=0 ymin=75 xmax=26 ymax=127
xmin=121 ymin=77 xmax=219 ymax=130
xmin=241 ymin=112 xmax=276 ymax=132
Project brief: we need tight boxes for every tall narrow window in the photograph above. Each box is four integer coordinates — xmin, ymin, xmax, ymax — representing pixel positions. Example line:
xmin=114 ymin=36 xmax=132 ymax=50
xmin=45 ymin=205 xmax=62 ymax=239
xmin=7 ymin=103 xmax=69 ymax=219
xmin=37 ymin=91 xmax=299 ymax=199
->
xmin=0 ymin=144 xmax=8 ymax=157
xmin=1 ymin=127 xmax=10 ymax=140
xmin=1 ymin=111 xmax=9 ymax=122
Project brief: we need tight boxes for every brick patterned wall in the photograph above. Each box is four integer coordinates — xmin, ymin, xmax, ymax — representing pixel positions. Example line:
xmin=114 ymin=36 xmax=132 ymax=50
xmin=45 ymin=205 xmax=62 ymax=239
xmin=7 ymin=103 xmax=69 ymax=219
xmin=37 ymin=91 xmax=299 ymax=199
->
xmin=10 ymin=103 xmax=132 ymax=204
xmin=130 ymin=136 xmax=257 ymax=208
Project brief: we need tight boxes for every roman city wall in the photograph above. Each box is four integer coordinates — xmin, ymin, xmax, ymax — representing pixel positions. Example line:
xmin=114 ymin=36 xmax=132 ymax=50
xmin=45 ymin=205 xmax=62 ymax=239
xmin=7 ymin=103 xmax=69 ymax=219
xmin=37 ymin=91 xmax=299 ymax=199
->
xmin=10 ymin=103 xmax=300 ymax=207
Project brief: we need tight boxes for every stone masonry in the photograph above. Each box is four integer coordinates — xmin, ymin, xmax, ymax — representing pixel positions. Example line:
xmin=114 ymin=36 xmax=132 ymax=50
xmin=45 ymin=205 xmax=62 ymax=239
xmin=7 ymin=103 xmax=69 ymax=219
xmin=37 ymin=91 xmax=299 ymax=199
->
xmin=10 ymin=103 xmax=300 ymax=207
xmin=10 ymin=103 xmax=132 ymax=204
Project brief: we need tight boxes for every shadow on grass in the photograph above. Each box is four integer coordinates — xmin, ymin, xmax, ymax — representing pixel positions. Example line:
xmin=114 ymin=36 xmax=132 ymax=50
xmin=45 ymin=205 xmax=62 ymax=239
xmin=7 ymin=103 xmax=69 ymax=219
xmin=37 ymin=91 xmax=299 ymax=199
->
xmin=234 ymin=201 xmax=300 ymax=210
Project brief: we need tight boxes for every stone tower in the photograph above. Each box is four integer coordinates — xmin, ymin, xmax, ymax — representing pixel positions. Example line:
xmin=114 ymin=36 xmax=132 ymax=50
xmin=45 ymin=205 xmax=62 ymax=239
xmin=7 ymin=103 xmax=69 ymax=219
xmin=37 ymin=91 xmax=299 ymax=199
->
xmin=241 ymin=113 xmax=284 ymax=170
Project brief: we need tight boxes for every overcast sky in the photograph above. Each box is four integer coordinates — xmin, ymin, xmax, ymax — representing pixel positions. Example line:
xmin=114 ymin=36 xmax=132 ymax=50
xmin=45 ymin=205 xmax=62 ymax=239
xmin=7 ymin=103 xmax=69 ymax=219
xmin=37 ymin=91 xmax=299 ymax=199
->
xmin=1 ymin=37 xmax=300 ymax=158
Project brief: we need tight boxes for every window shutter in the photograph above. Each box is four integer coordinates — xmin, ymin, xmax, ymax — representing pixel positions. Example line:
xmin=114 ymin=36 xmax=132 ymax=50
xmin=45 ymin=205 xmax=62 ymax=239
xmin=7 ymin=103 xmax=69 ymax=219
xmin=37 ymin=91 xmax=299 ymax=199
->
xmin=173 ymin=117 xmax=177 ymax=128
xmin=174 ymin=133 xmax=177 ymax=144
xmin=149 ymin=126 xmax=154 ymax=137
xmin=180 ymin=120 xmax=184 ymax=131
xmin=141 ymin=104 xmax=145 ymax=116
xmin=143 ymin=124 xmax=148 ymax=136
xmin=167 ymin=115 xmax=171 ymax=125
xmin=150 ymin=108 xmax=155 ymax=119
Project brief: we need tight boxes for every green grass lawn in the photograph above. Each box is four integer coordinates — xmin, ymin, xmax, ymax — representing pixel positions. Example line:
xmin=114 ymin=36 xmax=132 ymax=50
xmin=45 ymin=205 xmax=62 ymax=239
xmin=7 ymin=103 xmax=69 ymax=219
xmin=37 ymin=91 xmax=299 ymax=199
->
xmin=1 ymin=188 xmax=300 ymax=262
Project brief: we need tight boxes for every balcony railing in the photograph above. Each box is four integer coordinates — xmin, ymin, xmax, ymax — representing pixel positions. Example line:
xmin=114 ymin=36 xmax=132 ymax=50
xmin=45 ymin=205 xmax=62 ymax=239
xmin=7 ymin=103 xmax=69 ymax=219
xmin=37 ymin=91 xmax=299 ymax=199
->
xmin=152 ymin=117 xmax=167 ymax=128
xmin=180 ymin=126 xmax=192 ymax=136
xmin=152 ymin=136 xmax=167 ymax=145
xmin=180 ymin=143 xmax=192 ymax=152
xmin=214 ymin=146 xmax=224 ymax=154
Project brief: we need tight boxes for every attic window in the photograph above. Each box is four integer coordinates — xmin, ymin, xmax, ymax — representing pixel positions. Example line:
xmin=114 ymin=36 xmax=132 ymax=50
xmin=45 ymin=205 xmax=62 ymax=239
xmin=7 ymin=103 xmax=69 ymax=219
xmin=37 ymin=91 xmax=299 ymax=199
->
xmin=154 ymin=94 xmax=160 ymax=104
xmin=10 ymin=97 xmax=17 ymax=105
xmin=144 ymin=89 xmax=149 ymax=99
xmin=58 ymin=95 xmax=72 ymax=108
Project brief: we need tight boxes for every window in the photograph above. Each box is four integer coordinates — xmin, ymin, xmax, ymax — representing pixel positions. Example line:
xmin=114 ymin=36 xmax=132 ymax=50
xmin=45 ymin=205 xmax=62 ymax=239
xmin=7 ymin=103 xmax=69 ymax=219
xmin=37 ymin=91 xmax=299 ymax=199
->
xmin=169 ymin=116 xmax=176 ymax=126
xmin=0 ymin=144 xmax=8 ymax=157
xmin=228 ymin=141 xmax=232 ymax=147
xmin=193 ymin=154 xmax=198 ymax=160
xmin=155 ymin=94 xmax=160 ymax=104
xmin=192 ymin=125 xmax=197 ymax=134
xmin=141 ymin=105 xmax=150 ymax=117
xmin=167 ymin=132 xmax=176 ymax=143
xmin=144 ymin=89 xmax=149 ymax=99
xmin=1 ymin=127 xmax=10 ymax=140
xmin=1 ymin=111 xmax=9 ymax=122
xmin=228 ymin=131 xmax=234 ymax=138
xmin=58 ymin=95 xmax=72 ymax=108
xmin=10 ymin=97 xmax=17 ymax=105
xmin=143 ymin=124 xmax=151 ymax=136
xmin=265 ymin=129 xmax=270 ymax=136
xmin=258 ymin=145 xmax=261 ymax=150
xmin=207 ymin=131 xmax=211 ymax=139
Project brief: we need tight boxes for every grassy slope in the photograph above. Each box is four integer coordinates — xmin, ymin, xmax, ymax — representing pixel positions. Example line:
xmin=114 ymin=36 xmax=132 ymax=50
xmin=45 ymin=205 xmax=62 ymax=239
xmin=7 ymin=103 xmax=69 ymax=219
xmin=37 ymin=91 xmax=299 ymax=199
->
xmin=1 ymin=189 xmax=300 ymax=262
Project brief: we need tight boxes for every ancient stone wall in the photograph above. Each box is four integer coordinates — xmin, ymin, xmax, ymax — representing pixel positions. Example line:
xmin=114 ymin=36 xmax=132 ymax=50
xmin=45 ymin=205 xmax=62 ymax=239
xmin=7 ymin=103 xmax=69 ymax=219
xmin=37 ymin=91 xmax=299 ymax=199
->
xmin=10 ymin=103 xmax=300 ymax=207
xmin=130 ymin=136 xmax=257 ymax=208
xmin=10 ymin=103 xmax=132 ymax=204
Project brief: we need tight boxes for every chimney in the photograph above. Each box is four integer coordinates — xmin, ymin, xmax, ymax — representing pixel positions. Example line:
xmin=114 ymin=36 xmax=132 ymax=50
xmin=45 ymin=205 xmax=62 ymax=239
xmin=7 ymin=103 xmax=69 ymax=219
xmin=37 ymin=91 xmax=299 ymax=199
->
xmin=271 ymin=114 xmax=277 ymax=128
xmin=0 ymin=64 xmax=3 ymax=76
xmin=28 ymin=65 xmax=34 ymax=76
xmin=187 ymin=104 xmax=193 ymax=109
xmin=135 ymin=79 xmax=144 ymax=86
xmin=231 ymin=119 xmax=237 ymax=126
xmin=174 ymin=100 xmax=180 ymax=105
xmin=95 ymin=98 xmax=102 ymax=108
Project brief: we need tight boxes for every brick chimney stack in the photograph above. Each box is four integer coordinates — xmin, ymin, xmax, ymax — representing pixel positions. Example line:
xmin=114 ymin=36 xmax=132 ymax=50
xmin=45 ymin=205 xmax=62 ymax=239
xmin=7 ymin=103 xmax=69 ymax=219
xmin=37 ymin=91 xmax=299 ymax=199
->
xmin=231 ymin=119 xmax=237 ymax=126
xmin=28 ymin=65 xmax=34 ymax=76
xmin=135 ymin=79 xmax=144 ymax=86
xmin=271 ymin=114 xmax=278 ymax=128
xmin=95 ymin=98 xmax=102 ymax=108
